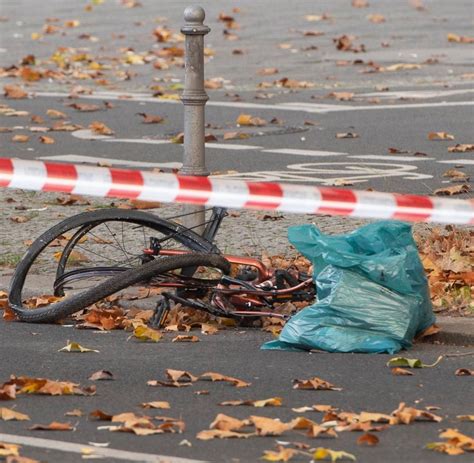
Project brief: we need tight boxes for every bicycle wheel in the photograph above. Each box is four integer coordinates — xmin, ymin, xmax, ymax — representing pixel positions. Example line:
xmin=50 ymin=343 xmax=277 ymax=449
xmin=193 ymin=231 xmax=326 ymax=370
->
xmin=8 ymin=209 xmax=220 ymax=321
xmin=8 ymin=253 xmax=230 ymax=323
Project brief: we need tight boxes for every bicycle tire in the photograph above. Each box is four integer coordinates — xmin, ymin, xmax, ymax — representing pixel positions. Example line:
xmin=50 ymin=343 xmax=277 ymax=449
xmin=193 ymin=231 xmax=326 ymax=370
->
xmin=9 ymin=209 xmax=220 ymax=319
xmin=9 ymin=253 xmax=231 ymax=323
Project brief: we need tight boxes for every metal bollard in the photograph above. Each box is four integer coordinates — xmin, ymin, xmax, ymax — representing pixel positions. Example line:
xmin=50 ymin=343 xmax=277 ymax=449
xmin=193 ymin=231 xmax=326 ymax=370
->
xmin=180 ymin=5 xmax=210 ymax=235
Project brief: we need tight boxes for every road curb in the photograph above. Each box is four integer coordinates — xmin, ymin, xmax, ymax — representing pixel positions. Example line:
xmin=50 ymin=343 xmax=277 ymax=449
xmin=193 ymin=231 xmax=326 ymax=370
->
xmin=422 ymin=317 xmax=474 ymax=346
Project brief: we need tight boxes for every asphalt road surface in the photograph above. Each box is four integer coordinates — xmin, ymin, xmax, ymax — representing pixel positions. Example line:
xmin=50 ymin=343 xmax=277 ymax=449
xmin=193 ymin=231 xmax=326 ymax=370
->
xmin=1 ymin=320 xmax=474 ymax=463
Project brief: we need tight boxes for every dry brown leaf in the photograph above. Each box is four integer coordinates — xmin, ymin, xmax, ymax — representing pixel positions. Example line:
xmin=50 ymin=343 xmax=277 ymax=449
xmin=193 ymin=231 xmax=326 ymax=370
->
xmin=89 ymin=121 xmax=114 ymax=135
xmin=359 ymin=412 xmax=392 ymax=423
xmin=391 ymin=367 xmax=414 ymax=376
xmin=262 ymin=448 xmax=300 ymax=462
xmin=166 ymin=369 xmax=198 ymax=383
xmin=236 ymin=114 xmax=267 ymax=127
xmin=196 ymin=429 xmax=253 ymax=440
xmin=219 ymin=397 xmax=282 ymax=407
xmin=39 ymin=135 xmax=55 ymax=144
xmin=12 ymin=135 xmax=30 ymax=143
xmin=383 ymin=63 xmax=421 ymax=71
xmin=4 ymin=84 xmax=28 ymax=99
xmin=0 ymin=384 xmax=16 ymax=400
xmin=447 ymin=33 xmax=474 ymax=43
xmin=7 ymin=375 xmax=95 ymax=396
xmin=428 ymin=132 xmax=455 ymax=140
xmin=390 ymin=402 xmax=442 ymax=425
xmin=141 ymin=401 xmax=170 ymax=409
xmin=352 ymin=0 xmax=369 ymax=7
xmin=336 ymin=132 xmax=359 ymax=139
xmin=68 ymin=102 xmax=100 ymax=112
xmin=200 ymin=372 xmax=250 ymax=388
xmin=172 ymin=335 xmax=200 ymax=342
xmin=434 ymin=184 xmax=470 ymax=196
xmin=257 ymin=68 xmax=279 ymax=76
xmin=210 ymin=413 xmax=248 ymax=431
xmin=204 ymin=78 xmax=224 ymax=89
xmin=29 ymin=421 xmax=74 ymax=431
xmin=137 ymin=113 xmax=164 ymax=124
xmin=250 ymin=415 xmax=291 ymax=436
xmin=10 ymin=215 xmax=30 ymax=223
xmin=448 ymin=144 xmax=474 ymax=152
xmin=427 ymin=428 xmax=474 ymax=455
xmin=328 ymin=92 xmax=354 ymax=101
xmin=89 ymin=409 xmax=113 ymax=421
xmin=0 ymin=407 xmax=30 ymax=421
xmin=357 ymin=433 xmax=379 ymax=446
xmin=293 ymin=377 xmax=342 ymax=391
xmin=367 ymin=14 xmax=385 ymax=23
xmin=88 ymin=370 xmax=114 ymax=381
xmin=455 ymin=368 xmax=473 ymax=376
xmin=442 ymin=169 xmax=469 ymax=181
xmin=65 ymin=409 xmax=82 ymax=417
xmin=46 ymin=109 xmax=67 ymax=119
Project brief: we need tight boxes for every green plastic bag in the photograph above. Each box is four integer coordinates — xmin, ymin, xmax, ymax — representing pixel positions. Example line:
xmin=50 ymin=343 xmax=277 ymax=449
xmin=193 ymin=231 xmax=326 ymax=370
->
xmin=262 ymin=221 xmax=435 ymax=354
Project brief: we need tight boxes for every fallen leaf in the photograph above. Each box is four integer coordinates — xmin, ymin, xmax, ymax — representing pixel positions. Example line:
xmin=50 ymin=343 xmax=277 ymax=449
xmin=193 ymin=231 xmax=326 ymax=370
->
xmin=65 ymin=409 xmax=83 ymax=416
xmin=132 ymin=325 xmax=162 ymax=342
xmin=0 ymin=384 xmax=16 ymax=400
xmin=426 ymin=428 xmax=474 ymax=455
xmin=166 ymin=369 xmax=198 ymax=383
xmin=293 ymin=377 xmax=342 ymax=391
xmin=223 ymin=131 xmax=249 ymax=140
xmin=457 ymin=415 xmax=474 ymax=421
xmin=89 ymin=409 xmax=113 ymax=421
xmin=391 ymin=367 xmax=414 ymax=376
xmin=262 ymin=448 xmax=299 ymax=462
xmin=39 ymin=135 xmax=55 ymax=144
xmin=0 ymin=443 xmax=20 ymax=457
xmin=442 ymin=169 xmax=469 ymax=181
xmin=4 ymin=84 xmax=28 ymax=99
xmin=200 ymin=372 xmax=250 ymax=388
xmin=210 ymin=413 xmax=249 ymax=431
xmin=357 ymin=433 xmax=379 ymax=446
xmin=68 ymin=103 xmax=100 ymax=112
xmin=257 ymin=68 xmax=279 ymax=76
xmin=447 ymin=33 xmax=474 ymax=43
xmin=137 ymin=113 xmax=164 ymax=124
xmin=384 ymin=63 xmax=421 ymax=71
xmin=141 ymin=401 xmax=170 ymax=409
xmin=7 ymin=375 xmax=96 ymax=396
xmin=58 ymin=341 xmax=99 ymax=353
xmin=172 ymin=335 xmax=200 ymax=342
xmin=455 ymin=368 xmax=473 ymax=376
xmin=89 ymin=121 xmax=114 ymax=135
xmin=327 ymin=92 xmax=354 ymax=101
xmin=0 ymin=407 xmax=30 ymax=421
xmin=29 ymin=421 xmax=74 ymax=431
xmin=428 ymin=132 xmax=455 ymax=140
xmin=367 ymin=14 xmax=385 ymax=23
xmin=313 ymin=447 xmax=356 ymax=462
xmin=196 ymin=429 xmax=253 ymax=440
xmin=336 ymin=132 xmax=359 ymax=139
xmin=10 ymin=215 xmax=30 ymax=223
xmin=448 ymin=144 xmax=474 ymax=152
xmin=387 ymin=356 xmax=443 ymax=368
xmin=88 ymin=370 xmax=114 ymax=381
xmin=46 ymin=109 xmax=67 ymax=119
xmin=219 ymin=397 xmax=282 ymax=407
xmin=352 ymin=0 xmax=368 ymax=7
xmin=390 ymin=402 xmax=442 ymax=424
xmin=434 ymin=184 xmax=470 ymax=196
xmin=12 ymin=135 xmax=30 ymax=143
xmin=236 ymin=114 xmax=267 ymax=127
xmin=250 ymin=415 xmax=291 ymax=436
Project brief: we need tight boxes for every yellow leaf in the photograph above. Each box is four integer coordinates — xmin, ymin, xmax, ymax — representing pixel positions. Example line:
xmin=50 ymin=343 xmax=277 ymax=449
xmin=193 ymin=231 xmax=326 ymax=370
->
xmin=262 ymin=448 xmax=299 ymax=461
xmin=133 ymin=325 xmax=162 ymax=342
xmin=58 ymin=341 xmax=99 ymax=353
xmin=0 ymin=407 xmax=31 ymax=421
xmin=313 ymin=448 xmax=356 ymax=462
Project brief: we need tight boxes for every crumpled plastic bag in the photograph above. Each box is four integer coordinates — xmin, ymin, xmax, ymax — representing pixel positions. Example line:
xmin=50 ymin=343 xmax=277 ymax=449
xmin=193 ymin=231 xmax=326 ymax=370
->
xmin=262 ymin=220 xmax=435 ymax=354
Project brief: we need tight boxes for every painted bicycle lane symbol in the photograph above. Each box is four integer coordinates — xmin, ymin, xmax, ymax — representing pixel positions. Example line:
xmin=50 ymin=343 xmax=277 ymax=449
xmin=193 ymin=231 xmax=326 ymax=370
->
xmin=213 ymin=162 xmax=433 ymax=185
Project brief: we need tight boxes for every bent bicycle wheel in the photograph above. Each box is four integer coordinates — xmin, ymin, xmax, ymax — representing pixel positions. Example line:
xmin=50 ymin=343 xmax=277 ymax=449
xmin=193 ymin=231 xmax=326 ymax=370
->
xmin=8 ymin=209 xmax=220 ymax=322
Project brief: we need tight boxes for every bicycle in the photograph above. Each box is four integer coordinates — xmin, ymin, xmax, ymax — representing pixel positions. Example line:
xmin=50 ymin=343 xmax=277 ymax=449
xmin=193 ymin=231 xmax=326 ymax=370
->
xmin=8 ymin=206 xmax=315 ymax=325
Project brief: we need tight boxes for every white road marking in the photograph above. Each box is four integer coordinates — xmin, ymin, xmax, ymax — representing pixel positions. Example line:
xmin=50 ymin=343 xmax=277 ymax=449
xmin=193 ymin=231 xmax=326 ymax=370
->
xmin=349 ymin=154 xmax=434 ymax=162
xmin=262 ymin=148 xmax=347 ymax=157
xmin=0 ymin=433 xmax=206 ymax=463
xmin=437 ymin=159 xmax=474 ymax=165
xmin=215 ymin=162 xmax=433 ymax=184
xmin=354 ymin=88 xmax=474 ymax=100
xmin=32 ymin=90 xmax=474 ymax=114
xmin=38 ymin=154 xmax=182 ymax=169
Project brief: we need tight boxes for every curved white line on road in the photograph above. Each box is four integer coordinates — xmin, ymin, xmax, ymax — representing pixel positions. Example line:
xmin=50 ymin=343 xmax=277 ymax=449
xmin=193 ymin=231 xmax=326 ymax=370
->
xmin=33 ymin=91 xmax=474 ymax=114
xmin=0 ymin=433 xmax=207 ymax=463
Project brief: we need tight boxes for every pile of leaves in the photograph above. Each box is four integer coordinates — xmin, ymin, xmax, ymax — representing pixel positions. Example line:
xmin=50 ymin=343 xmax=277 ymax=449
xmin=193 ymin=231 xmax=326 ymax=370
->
xmin=415 ymin=227 xmax=473 ymax=316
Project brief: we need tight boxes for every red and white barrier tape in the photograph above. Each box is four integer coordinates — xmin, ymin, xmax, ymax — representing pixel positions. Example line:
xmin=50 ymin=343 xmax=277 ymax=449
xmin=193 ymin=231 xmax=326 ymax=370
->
xmin=1 ymin=158 xmax=473 ymax=224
